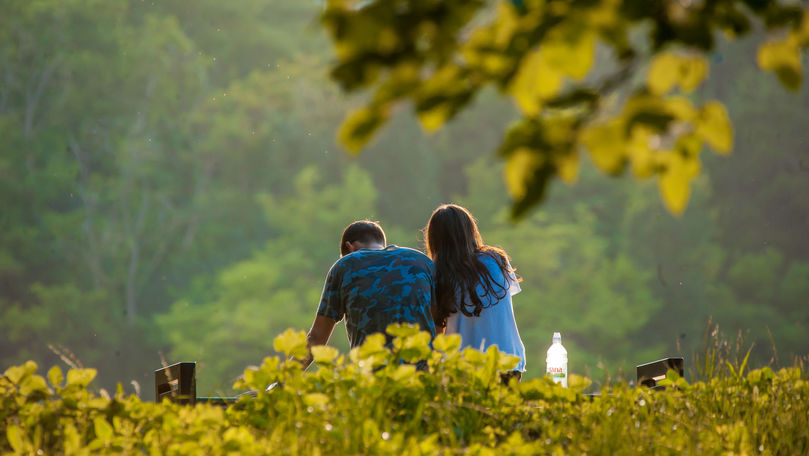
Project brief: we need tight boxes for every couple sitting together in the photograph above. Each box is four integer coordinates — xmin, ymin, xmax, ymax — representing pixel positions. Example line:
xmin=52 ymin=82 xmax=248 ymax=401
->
xmin=301 ymin=204 xmax=526 ymax=382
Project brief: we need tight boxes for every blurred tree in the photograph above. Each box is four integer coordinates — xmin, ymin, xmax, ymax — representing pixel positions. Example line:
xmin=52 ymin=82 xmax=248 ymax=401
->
xmin=320 ymin=0 xmax=809 ymax=218
xmin=156 ymin=166 xmax=378 ymax=393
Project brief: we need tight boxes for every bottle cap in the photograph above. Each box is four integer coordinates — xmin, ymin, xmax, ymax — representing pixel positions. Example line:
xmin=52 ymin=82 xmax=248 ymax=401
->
xmin=553 ymin=332 xmax=561 ymax=342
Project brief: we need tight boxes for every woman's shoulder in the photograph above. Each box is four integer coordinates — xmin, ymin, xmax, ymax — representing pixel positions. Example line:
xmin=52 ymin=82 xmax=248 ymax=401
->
xmin=477 ymin=249 xmax=508 ymax=268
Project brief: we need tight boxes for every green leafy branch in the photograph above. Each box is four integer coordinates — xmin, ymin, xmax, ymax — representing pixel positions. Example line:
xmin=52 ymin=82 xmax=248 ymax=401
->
xmin=321 ymin=0 xmax=809 ymax=217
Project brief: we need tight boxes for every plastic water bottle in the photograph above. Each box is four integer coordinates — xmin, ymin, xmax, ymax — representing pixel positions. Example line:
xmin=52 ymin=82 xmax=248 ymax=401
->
xmin=546 ymin=332 xmax=568 ymax=387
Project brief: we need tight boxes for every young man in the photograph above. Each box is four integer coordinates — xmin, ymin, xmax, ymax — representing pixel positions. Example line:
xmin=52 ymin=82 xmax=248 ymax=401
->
xmin=301 ymin=220 xmax=436 ymax=369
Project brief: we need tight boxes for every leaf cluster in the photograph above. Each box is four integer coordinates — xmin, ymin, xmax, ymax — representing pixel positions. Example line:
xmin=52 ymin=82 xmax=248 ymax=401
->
xmin=3 ymin=326 xmax=808 ymax=454
xmin=322 ymin=0 xmax=809 ymax=217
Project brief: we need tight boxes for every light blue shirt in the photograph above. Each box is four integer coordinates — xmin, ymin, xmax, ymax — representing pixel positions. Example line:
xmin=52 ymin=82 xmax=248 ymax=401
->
xmin=445 ymin=254 xmax=526 ymax=372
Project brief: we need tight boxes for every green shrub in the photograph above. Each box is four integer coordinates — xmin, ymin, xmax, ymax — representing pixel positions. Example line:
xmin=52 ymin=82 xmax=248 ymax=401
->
xmin=2 ymin=326 xmax=808 ymax=454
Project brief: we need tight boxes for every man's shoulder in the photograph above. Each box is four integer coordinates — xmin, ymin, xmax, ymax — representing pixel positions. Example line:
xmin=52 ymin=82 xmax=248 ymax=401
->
xmin=384 ymin=246 xmax=433 ymax=265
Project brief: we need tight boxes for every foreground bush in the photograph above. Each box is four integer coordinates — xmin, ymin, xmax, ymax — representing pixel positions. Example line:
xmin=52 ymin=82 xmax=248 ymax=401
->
xmin=2 ymin=326 xmax=808 ymax=455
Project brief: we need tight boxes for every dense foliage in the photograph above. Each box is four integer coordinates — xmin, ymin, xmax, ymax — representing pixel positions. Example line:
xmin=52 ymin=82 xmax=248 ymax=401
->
xmin=322 ymin=0 xmax=809 ymax=217
xmin=1 ymin=0 xmax=807 ymax=397
xmin=2 ymin=328 xmax=808 ymax=454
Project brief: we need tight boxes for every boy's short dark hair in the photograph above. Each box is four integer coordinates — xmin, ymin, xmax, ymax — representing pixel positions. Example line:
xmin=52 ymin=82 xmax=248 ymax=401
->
xmin=340 ymin=220 xmax=386 ymax=256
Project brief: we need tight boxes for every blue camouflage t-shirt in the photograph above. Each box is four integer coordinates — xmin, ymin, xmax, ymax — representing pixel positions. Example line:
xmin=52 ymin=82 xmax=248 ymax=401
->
xmin=316 ymin=245 xmax=437 ymax=348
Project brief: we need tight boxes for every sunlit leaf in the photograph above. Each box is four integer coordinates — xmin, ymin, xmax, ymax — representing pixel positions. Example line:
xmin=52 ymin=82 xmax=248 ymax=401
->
xmin=432 ymin=334 xmax=461 ymax=353
xmin=3 ymin=360 xmax=37 ymax=385
xmin=386 ymin=323 xmax=420 ymax=338
xmin=568 ymin=374 xmax=592 ymax=391
xmin=391 ymin=364 xmax=417 ymax=382
xmin=542 ymin=29 xmax=596 ymax=80
xmin=303 ymin=393 xmax=330 ymax=408
xmin=627 ymin=126 xmax=657 ymax=178
xmin=66 ymin=368 xmax=97 ymax=388
xmin=94 ymin=417 xmax=113 ymax=441
xmin=679 ymin=55 xmax=709 ymax=92
xmin=757 ymin=40 xmax=803 ymax=90
xmin=6 ymin=425 xmax=27 ymax=453
xmin=337 ymin=105 xmax=390 ymax=154
xmin=582 ymin=121 xmax=626 ymax=174
xmin=696 ymin=101 xmax=733 ymax=154
xmin=47 ymin=365 xmax=64 ymax=388
xmin=19 ymin=374 xmax=48 ymax=396
xmin=509 ymin=51 xmax=563 ymax=116
xmin=273 ymin=329 xmax=309 ymax=359
xmin=658 ymin=153 xmax=699 ymax=215
xmin=555 ymin=151 xmax=579 ymax=184
xmin=418 ymin=104 xmax=453 ymax=132
xmin=647 ymin=52 xmax=680 ymax=95
xmin=504 ymin=147 xmax=543 ymax=200
xmin=312 ymin=345 xmax=340 ymax=364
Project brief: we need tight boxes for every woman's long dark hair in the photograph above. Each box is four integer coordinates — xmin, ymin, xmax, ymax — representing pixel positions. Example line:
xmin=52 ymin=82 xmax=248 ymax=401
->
xmin=424 ymin=204 xmax=518 ymax=329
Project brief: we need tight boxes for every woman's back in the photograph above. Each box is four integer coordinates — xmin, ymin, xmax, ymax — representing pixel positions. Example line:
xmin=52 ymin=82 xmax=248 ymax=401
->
xmin=445 ymin=253 xmax=526 ymax=372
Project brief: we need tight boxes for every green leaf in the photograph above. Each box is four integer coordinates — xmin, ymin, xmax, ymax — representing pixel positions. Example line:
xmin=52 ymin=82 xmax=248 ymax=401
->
xmin=48 ymin=365 xmax=64 ymax=388
xmin=66 ymin=368 xmax=97 ymax=388
xmin=273 ymin=329 xmax=309 ymax=359
xmin=94 ymin=417 xmax=113 ymax=441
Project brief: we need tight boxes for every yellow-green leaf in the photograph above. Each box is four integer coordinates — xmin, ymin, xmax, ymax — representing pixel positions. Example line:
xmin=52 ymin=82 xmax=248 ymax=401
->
xmin=504 ymin=147 xmax=543 ymax=200
xmin=312 ymin=345 xmax=340 ymax=364
xmin=94 ymin=417 xmax=113 ymax=441
xmin=696 ymin=101 xmax=733 ymax=154
xmin=273 ymin=329 xmax=309 ymax=359
xmin=432 ymin=334 xmax=461 ymax=353
xmin=19 ymin=374 xmax=48 ymax=396
xmin=626 ymin=126 xmax=657 ymax=178
xmin=6 ymin=425 xmax=27 ymax=452
xmin=303 ymin=392 xmax=330 ymax=408
xmin=417 ymin=104 xmax=453 ymax=132
xmin=509 ymin=50 xmax=563 ymax=116
xmin=338 ymin=105 xmax=389 ymax=154
xmin=659 ymin=154 xmax=699 ymax=215
xmin=3 ymin=361 xmax=37 ymax=385
xmin=757 ymin=40 xmax=803 ymax=91
xmin=386 ymin=323 xmax=420 ymax=338
xmin=353 ymin=333 xmax=387 ymax=363
xmin=47 ymin=365 xmax=64 ymax=388
xmin=555 ymin=151 xmax=579 ymax=184
xmin=66 ymin=368 xmax=97 ymax=388
xmin=582 ymin=121 xmax=626 ymax=174
xmin=647 ymin=52 xmax=680 ymax=95
xmin=679 ymin=55 xmax=708 ymax=92
xmin=542 ymin=29 xmax=596 ymax=80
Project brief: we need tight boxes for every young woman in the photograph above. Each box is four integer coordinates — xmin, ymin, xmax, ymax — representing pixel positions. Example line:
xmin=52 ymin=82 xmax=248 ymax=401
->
xmin=424 ymin=204 xmax=526 ymax=381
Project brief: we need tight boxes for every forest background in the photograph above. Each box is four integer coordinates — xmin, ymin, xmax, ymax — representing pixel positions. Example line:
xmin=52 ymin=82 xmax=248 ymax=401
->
xmin=1 ymin=0 xmax=807 ymax=397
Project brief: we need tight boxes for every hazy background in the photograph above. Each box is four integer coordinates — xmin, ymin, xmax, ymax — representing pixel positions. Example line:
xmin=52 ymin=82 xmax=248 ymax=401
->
xmin=1 ymin=0 xmax=807 ymax=397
